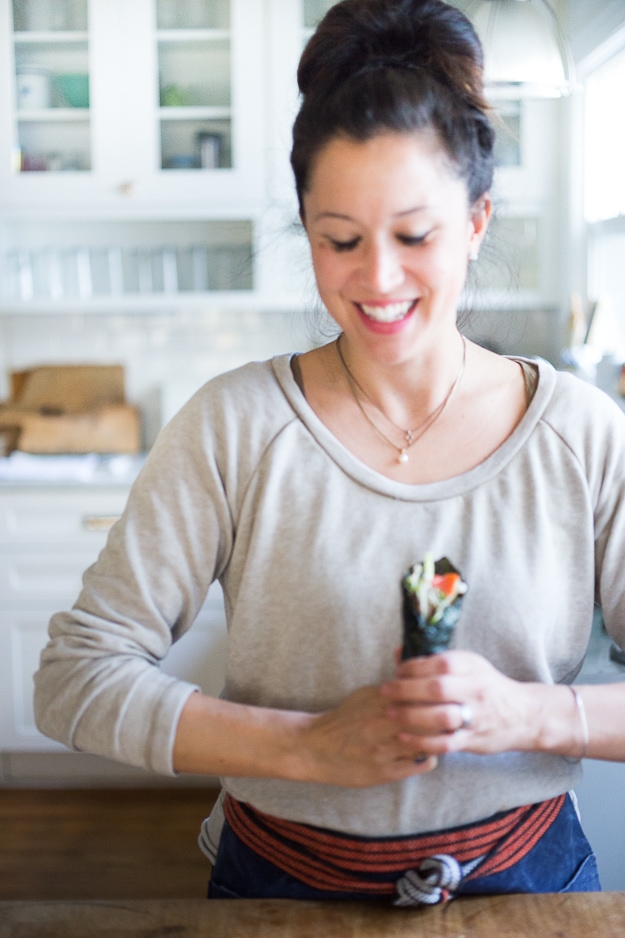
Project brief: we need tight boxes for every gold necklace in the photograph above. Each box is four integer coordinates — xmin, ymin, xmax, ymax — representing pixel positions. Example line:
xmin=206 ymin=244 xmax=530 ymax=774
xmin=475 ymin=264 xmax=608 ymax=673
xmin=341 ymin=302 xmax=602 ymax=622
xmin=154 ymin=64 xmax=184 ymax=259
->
xmin=335 ymin=335 xmax=467 ymax=464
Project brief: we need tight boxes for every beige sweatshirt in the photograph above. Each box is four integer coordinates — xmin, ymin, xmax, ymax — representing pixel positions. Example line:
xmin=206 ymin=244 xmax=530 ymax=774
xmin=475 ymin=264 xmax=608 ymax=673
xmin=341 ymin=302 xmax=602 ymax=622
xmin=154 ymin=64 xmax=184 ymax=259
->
xmin=34 ymin=353 xmax=625 ymax=845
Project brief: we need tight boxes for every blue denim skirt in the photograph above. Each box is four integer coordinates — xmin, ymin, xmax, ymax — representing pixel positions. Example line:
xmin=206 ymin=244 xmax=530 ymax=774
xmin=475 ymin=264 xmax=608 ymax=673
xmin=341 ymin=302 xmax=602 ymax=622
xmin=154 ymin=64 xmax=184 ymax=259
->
xmin=208 ymin=793 xmax=601 ymax=901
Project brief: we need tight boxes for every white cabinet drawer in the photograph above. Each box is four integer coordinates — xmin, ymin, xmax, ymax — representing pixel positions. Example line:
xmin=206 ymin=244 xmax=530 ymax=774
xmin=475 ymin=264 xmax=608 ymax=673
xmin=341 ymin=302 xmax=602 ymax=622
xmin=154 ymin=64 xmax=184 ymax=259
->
xmin=0 ymin=551 xmax=100 ymax=600
xmin=0 ymin=490 xmax=129 ymax=545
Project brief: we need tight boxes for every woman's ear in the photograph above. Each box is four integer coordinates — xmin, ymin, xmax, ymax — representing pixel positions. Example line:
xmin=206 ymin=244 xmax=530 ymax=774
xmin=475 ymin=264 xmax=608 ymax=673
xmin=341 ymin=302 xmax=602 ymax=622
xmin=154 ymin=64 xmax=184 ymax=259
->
xmin=468 ymin=194 xmax=492 ymax=261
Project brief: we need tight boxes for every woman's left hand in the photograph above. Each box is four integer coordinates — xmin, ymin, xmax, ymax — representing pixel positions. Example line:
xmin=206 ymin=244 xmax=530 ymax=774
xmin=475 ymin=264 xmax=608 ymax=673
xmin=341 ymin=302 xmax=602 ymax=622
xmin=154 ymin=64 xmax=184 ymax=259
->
xmin=381 ymin=650 xmax=543 ymax=757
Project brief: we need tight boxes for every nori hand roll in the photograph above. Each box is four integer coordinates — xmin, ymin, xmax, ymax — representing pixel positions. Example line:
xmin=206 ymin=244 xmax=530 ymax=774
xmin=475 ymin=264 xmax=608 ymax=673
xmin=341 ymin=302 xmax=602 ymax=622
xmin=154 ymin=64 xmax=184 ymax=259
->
xmin=401 ymin=553 xmax=467 ymax=659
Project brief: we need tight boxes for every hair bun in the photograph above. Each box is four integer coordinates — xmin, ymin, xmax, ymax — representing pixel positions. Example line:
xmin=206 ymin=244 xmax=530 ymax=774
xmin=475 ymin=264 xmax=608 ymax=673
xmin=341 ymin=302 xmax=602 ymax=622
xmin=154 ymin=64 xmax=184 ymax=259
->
xmin=292 ymin=0 xmax=495 ymax=211
xmin=298 ymin=0 xmax=486 ymax=113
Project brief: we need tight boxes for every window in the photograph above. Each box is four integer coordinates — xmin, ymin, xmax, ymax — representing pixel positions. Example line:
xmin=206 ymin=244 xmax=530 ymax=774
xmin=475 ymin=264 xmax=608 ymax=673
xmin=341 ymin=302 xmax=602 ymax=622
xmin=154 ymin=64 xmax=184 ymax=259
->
xmin=585 ymin=48 xmax=625 ymax=224
xmin=584 ymin=46 xmax=625 ymax=356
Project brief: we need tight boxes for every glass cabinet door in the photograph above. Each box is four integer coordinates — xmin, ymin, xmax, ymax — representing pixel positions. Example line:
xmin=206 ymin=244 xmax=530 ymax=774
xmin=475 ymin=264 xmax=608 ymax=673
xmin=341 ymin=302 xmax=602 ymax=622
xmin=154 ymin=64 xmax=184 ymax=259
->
xmin=303 ymin=0 xmax=336 ymax=32
xmin=11 ymin=0 xmax=90 ymax=173
xmin=135 ymin=0 xmax=265 ymax=208
xmin=156 ymin=0 xmax=232 ymax=171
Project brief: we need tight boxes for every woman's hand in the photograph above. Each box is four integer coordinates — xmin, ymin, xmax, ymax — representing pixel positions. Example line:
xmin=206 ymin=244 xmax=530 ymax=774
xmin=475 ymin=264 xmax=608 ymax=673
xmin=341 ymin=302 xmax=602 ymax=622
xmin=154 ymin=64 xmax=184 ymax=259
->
xmin=298 ymin=684 xmax=438 ymax=787
xmin=170 ymin=660 xmax=625 ymax=780
xmin=173 ymin=684 xmax=437 ymax=785
xmin=380 ymin=650 xmax=548 ymax=758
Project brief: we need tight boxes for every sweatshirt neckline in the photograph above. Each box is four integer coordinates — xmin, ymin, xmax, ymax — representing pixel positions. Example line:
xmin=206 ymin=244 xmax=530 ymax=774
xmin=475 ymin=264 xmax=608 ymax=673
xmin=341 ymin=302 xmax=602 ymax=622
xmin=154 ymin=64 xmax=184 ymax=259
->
xmin=271 ymin=352 xmax=557 ymax=502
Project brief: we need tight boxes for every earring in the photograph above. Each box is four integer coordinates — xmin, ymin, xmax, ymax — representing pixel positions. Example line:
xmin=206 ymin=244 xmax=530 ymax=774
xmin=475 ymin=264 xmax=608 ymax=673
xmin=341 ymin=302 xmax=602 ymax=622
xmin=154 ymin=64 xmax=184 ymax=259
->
xmin=469 ymin=247 xmax=479 ymax=262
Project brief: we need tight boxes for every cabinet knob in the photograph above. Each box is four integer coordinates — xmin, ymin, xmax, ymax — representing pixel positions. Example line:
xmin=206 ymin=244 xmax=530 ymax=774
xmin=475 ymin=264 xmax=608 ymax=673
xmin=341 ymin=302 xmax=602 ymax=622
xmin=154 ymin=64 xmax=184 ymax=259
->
xmin=118 ymin=181 xmax=136 ymax=197
xmin=82 ymin=515 xmax=120 ymax=532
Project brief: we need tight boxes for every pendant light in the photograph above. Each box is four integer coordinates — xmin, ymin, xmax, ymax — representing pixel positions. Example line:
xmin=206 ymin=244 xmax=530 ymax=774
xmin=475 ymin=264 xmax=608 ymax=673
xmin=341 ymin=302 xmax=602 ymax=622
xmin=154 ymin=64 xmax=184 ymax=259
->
xmin=463 ymin=0 xmax=576 ymax=99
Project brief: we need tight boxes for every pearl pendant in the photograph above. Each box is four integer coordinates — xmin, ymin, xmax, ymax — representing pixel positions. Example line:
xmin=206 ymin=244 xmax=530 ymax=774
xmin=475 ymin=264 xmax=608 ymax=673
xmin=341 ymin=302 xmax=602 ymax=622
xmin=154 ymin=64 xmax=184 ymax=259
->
xmin=398 ymin=450 xmax=409 ymax=464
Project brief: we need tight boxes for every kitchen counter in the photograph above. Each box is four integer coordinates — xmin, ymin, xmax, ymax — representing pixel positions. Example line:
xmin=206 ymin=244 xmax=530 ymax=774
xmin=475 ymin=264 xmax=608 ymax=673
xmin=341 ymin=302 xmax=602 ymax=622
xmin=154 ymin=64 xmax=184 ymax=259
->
xmin=0 ymin=453 xmax=146 ymax=487
xmin=1 ymin=895 xmax=625 ymax=937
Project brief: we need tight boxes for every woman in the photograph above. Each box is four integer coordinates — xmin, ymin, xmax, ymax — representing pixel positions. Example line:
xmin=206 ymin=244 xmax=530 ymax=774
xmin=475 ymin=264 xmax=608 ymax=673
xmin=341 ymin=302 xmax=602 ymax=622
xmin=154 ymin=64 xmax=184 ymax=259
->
xmin=35 ymin=0 xmax=625 ymax=904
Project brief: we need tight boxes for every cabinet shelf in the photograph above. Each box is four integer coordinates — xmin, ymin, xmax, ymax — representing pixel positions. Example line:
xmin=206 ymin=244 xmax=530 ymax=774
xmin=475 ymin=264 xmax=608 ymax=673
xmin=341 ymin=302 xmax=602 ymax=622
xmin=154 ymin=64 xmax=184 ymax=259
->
xmin=156 ymin=29 xmax=230 ymax=42
xmin=0 ymin=291 xmax=305 ymax=314
xmin=158 ymin=106 xmax=230 ymax=120
xmin=17 ymin=109 xmax=89 ymax=122
xmin=13 ymin=32 xmax=89 ymax=43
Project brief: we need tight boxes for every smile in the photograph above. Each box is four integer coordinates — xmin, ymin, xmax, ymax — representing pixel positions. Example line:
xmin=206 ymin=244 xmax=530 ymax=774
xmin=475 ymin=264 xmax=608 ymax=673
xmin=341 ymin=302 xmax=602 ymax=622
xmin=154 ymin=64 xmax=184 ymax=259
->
xmin=357 ymin=300 xmax=417 ymax=323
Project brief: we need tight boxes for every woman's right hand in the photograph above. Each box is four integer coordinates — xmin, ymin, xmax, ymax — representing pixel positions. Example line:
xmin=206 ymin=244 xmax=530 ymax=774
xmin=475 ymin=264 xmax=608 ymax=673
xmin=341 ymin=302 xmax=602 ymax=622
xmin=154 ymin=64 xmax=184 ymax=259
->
xmin=297 ymin=685 xmax=438 ymax=787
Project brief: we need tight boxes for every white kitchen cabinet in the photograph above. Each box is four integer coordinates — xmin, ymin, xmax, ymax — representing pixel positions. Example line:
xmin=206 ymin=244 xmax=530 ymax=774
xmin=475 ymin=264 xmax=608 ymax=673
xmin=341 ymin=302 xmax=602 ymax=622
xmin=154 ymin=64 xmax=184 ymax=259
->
xmin=0 ymin=486 xmax=227 ymax=753
xmin=0 ymin=0 xmax=265 ymax=213
xmin=0 ymin=0 xmax=565 ymax=318
xmin=0 ymin=0 xmax=268 ymax=312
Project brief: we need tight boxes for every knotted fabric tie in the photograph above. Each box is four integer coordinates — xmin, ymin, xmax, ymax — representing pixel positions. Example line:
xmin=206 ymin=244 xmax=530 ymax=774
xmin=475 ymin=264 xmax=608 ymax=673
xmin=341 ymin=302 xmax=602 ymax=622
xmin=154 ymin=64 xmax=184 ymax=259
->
xmin=394 ymin=853 xmax=483 ymax=906
xmin=223 ymin=792 xmax=566 ymax=903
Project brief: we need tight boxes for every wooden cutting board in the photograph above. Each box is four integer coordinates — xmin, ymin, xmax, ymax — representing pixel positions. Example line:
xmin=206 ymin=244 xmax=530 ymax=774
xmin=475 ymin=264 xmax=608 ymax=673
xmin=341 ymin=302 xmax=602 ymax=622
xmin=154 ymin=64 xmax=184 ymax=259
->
xmin=0 ymin=404 xmax=140 ymax=454
xmin=9 ymin=365 xmax=126 ymax=414
xmin=0 ymin=364 xmax=140 ymax=453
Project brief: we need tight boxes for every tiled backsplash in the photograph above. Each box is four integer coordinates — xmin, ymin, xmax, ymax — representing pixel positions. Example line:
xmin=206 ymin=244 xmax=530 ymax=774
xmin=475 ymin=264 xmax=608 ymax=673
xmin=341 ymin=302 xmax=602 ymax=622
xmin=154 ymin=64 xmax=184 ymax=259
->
xmin=0 ymin=308 xmax=313 ymax=448
xmin=0 ymin=304 xmax=563 ymax=450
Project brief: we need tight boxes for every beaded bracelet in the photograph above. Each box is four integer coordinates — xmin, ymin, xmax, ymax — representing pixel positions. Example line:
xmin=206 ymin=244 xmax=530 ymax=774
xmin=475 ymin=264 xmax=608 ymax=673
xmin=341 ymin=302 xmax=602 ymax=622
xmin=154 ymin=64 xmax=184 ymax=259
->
xmin=570 ymin=686 xmax=589 ymax=760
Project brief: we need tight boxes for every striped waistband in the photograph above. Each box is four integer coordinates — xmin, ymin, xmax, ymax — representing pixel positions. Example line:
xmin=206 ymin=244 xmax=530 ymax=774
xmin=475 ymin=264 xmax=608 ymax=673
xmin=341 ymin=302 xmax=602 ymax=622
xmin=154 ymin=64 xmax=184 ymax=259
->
xmin=223 ymin=791 xmax=566 ymax=904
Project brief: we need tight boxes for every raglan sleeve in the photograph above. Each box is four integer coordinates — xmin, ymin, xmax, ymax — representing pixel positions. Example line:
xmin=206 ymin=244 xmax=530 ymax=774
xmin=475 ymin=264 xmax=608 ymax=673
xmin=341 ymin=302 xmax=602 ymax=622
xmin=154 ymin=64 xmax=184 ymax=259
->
xmin=33 ymin=385 xmax=236 ymax=775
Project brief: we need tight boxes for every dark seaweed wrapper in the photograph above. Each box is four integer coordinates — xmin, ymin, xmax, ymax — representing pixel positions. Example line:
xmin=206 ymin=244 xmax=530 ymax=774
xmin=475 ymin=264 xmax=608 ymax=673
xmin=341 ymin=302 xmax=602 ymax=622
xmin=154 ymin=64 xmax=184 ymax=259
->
xmin=401 ymin=557 xmax=466 ymax=659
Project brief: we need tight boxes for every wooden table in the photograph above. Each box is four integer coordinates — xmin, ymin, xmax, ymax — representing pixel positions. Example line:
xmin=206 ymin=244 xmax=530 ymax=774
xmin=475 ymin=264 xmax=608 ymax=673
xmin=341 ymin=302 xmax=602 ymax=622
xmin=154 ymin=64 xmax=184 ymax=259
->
xmin=1 ymin=894 xmax=625 ymax=937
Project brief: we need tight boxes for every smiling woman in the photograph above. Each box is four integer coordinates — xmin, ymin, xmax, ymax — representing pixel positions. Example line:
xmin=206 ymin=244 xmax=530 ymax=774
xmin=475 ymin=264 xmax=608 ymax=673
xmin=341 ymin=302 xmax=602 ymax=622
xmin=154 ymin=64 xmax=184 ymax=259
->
xmin=304 ymin=133 xmax=487 ymax=340
xmin=33 ymin=0 xmax=625 ymax=909
xmin=294 ymin=111 xmax=522 ymax=482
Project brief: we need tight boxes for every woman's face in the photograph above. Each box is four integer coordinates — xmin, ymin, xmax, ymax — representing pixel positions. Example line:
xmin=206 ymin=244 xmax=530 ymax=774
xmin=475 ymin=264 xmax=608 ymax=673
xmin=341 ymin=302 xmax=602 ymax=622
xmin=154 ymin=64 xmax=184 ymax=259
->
xmin=303 ymin=131 xmax=490 ymax=363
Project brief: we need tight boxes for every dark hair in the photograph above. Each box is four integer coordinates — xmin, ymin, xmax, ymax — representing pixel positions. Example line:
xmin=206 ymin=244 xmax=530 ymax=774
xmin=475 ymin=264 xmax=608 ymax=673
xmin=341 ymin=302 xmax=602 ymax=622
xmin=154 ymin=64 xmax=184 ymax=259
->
xmin=291 ymin=0 xmax=495 ymax=216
